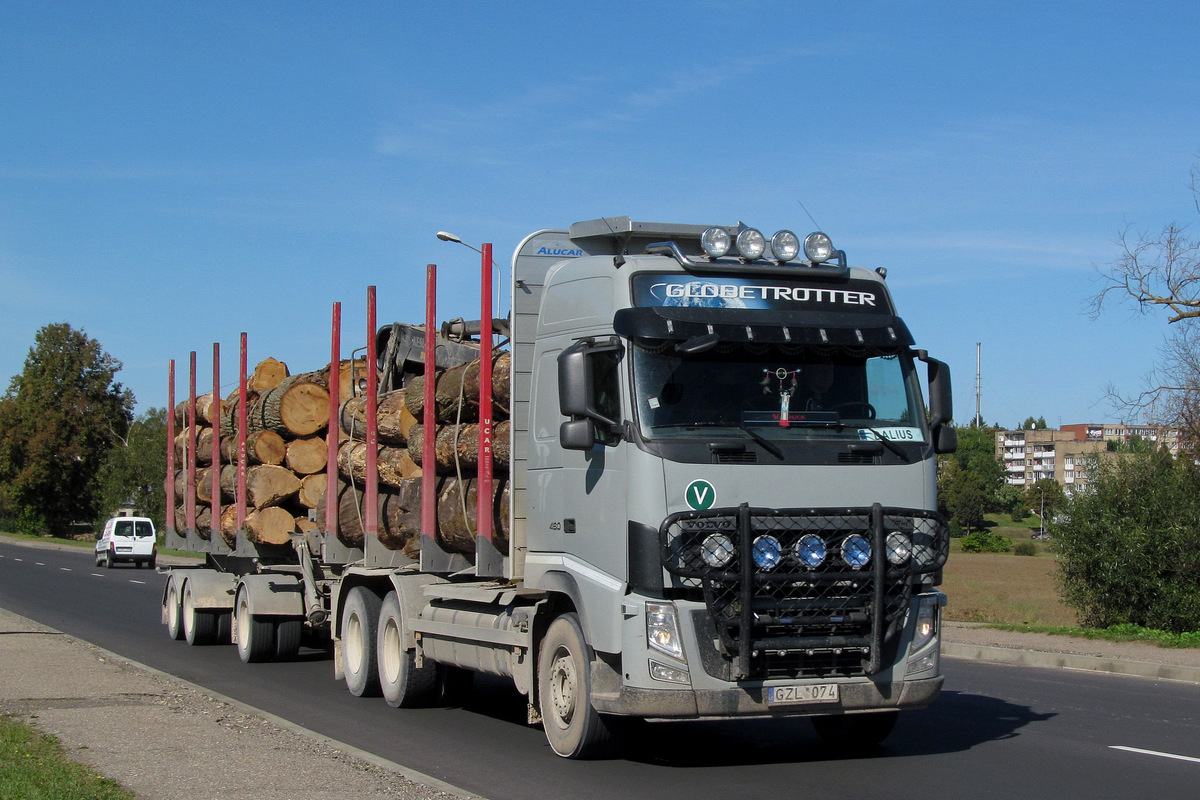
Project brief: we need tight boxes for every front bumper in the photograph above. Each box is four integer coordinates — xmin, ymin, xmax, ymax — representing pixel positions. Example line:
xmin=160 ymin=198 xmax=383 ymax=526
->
xmin=591 ymin=668 xmax=942 ymax=718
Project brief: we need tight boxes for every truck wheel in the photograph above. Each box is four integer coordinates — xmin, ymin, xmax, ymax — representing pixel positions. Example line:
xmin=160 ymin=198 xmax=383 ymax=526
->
xmin=377 ymin=591 xmax=439 ymax=708
xmin=274 ymin=618 xmax=303 ymax=661
xmin=235 ymin=588 xmax=276 ymax=663
xmin=105 ymin=550 xmax=114 ymax=569
xmin=811 ymin=711 xmax=899 ymax=748
xmin=342 ymin=587 xmax=381 ymax=697
xmin=538 ymin=613 xmax=615 ymax=759
xmin=165 ymin=580 xmax=185 ymax=641
xmin=182 ymin=583 xmax=217 ymax=645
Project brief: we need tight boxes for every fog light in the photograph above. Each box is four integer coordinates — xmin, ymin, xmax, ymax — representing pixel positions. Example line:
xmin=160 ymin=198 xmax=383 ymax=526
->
xmin=841 ymin=533 xmax=871 ymax=568
xmin=649 ymin=659 xmax=690 ymax=684
xmin=886 ymin=532 xmax=913 ymax=565
xmin=752 ymin=535 xmax=782 ymax=570
xmin=701 ymin=533 xmax=735 ymax=568
xmin=795 ymin=534 xmax=827 ymax=568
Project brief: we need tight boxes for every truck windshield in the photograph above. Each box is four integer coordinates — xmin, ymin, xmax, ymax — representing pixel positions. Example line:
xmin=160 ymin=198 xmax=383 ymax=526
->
xmin=630 ymin=339 xmax=928 ymax=445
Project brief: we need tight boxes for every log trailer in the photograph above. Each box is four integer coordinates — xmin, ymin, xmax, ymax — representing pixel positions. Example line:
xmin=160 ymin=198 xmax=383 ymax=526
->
xmin=161 ymin=217 xmax=957 ymax=758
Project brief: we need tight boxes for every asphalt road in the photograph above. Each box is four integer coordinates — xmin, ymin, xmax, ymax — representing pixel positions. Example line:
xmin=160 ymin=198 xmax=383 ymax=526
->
xmin=3 ymin=538 xmax=1199 ymax=800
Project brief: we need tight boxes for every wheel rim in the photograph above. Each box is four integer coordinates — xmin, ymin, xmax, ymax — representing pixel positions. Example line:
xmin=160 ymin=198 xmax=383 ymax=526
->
xmin=547 ymin=645 xmax=578 ymax=728
xmin=236 ymin=597 xmax=250 ymax=651
xmin=167 ymin=587 xmax=179 ymax=632
xmin=182 ymin=589 xmax=195 ymax=638
xmin=345 ymin=614 xmax=363 ymax=674
xmin=381 ymin=618 xmax=402 ymax=684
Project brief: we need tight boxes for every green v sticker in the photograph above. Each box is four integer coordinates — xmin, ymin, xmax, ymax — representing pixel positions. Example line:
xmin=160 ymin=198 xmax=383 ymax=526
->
xmin=685 ymin=479 xmax=716 ymax=511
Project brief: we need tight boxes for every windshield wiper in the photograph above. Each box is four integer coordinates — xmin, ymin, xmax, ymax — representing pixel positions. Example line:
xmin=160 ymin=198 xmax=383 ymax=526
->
xmin=853 ymin=425 xmax=911 ymax=462
xmin=653 ymin=421 xmax=784 ymax=460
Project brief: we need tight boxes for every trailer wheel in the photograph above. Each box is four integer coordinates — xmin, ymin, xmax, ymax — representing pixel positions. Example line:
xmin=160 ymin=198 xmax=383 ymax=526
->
xmin=538 ymin=613 xmax=615 ymax=759
xmin=377 ymin=591 xmax=439 ymax=708
xmin=165 ymin=580 xmax=185 ymax=641
xmin=182 ymin=583 xmax=217 ymax=645
xmin=342 ymin=587 xmax=382 ymax=697
xmin=811 ymin=711 xmax=899 ymax=748
xmin=274 ymin=618 xmax=303 ymax=661
xmin=235 ymin=587 xmax=276 ymax=663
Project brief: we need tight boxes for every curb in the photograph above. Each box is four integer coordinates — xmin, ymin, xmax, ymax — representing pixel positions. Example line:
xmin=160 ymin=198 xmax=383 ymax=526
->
xmin=943 ymin=641 xmax=1200 ymax=684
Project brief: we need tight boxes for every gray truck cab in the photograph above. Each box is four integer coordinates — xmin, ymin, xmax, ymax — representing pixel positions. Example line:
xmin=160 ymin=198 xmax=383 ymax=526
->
xmin=510 ymin=218 xmax=954 ymax=750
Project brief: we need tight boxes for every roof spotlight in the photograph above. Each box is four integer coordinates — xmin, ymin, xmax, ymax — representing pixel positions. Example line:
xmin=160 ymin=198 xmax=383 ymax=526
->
xmin=736 ymin=228 xmax=766 ymax=260
xmin=803 ymin=232 xmax=836 ymax=263
xmin=701 ymin=226 xmax=731 ymax=258
xmin=770 ymin=230 xmax=800 ymax=262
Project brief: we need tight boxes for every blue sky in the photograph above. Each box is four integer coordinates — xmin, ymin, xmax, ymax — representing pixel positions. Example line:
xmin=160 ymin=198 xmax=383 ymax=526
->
xmin=2 ymin=1 xmax=1198 ymax=428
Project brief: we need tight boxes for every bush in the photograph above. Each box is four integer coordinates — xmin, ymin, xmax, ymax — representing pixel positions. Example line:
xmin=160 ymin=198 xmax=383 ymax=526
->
xmin=960 ymin=530 xmax=1012 ymax=553
xmin=1013 ymin=541 xmax=1038 ymax=557
xmin=1054 ymin=449 xmax=1200 ymax=634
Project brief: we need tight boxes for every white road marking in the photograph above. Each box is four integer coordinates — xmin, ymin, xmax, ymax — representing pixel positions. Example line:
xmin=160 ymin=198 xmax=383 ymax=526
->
xmin=129 ymin=580 xmax=146 ymax=585
xmin=35 ymin=562 xmax=45 ymax=565
xmin=92 ymin=573 xmax=105 ymax=577
xmin=1110 ymin=745 xmax=1200 ymax=764
xmin=60 ymin=567 xmax=71 ymax=572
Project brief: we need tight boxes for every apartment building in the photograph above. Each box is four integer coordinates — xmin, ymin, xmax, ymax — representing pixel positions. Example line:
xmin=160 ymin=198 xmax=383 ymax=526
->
xmin=995 ymin=423 xmax=1181 ymax=491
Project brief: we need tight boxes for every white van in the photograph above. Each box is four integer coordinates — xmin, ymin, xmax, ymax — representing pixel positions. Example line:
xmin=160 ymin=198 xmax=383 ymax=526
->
xmin=95 ymin=516 xmax=157 ymax=568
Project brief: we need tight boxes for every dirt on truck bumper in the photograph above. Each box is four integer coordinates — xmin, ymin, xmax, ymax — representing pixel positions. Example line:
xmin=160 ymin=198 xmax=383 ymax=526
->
xmin=590 ymin=663 xmax=943 ymax=718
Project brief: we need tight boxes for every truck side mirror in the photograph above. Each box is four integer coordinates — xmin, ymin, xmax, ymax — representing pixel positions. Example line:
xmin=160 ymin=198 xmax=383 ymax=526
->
xmin=924 ymin=357 xmax=957 ymax=454
xmin=558 ymin=337 xmax=623 ymax=450
xmin=559 ymin=419 xmax=596 ymax=451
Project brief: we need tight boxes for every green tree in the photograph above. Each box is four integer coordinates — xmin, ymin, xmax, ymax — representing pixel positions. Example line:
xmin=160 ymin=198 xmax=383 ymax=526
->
xmin=94 ymin=408 xmax=167 ymax=529
xmin=0 ymin=324 xmax=134 ymax=536
xmin=1019 ymin=416 xmax=1048 ymax=430
xmin=942 ymin=461 xmax=989 ymax=533
xmin=1023 ymin=478 xmax=1066 ymax=521
xmin=1054 ymin=448 xmax=1200 ymax=632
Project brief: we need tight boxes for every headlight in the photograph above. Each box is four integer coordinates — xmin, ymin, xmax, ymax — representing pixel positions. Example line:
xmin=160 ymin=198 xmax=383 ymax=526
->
xmin=646 ymin=601 xmax=685 ymax=661
xmin=770 ymin=230 xmax=800 ymax=262
xmin=736 ymin=228 xmax=766 ymax=260
xmin=701 ymin=226 xmax=731 ymax=258
xmin=795 ymin=533 xmax=827 ymax=568
xmin=886 ymin=531 xmax=913 ymax=565
xmin=700 ymin=533 xmax=735 ymax=568
xmin=752 ymin=535 xmax=782 ymax=570
xmin=841 ymin=533 xmax=872 ymax=568
xmin=908 ymin=593 xmax=941 ymax=654
xmin=803 ymin=231 xmax=835 ymax=263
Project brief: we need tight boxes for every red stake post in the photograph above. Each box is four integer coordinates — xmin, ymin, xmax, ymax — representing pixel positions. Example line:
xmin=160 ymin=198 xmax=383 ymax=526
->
xmin=477 ymin=244 xmax=494 ymax=549
xmin=237 ymin=334 xmax=248 ymax=531
xmin=326 ymin=302 xmax=341 ymax=540
xmin=421 ymin=266 xmax=437 ymax=547
xmin=186 ymin=352 xmax=197 ymax=535
xmin=365 ymin=287 xmax=379 ymax=541
xmin=166 ymin=360 xmax=176 ymax=536
xmin=211 ymin=344 xmax=221 ymax=537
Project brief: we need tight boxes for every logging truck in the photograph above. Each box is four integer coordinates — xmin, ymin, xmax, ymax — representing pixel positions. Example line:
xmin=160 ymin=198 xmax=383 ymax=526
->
xmin=160 ymin=217 xmax=957 ymax=758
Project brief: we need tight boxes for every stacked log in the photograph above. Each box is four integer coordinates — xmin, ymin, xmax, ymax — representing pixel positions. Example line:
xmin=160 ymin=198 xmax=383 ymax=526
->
xmin=173 ymin=350 xmax=510 ymax=558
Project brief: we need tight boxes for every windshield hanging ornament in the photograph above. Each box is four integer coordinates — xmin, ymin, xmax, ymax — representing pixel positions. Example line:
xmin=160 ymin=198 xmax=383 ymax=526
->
xmin=763 ymin=367 xmax=799 ymax=427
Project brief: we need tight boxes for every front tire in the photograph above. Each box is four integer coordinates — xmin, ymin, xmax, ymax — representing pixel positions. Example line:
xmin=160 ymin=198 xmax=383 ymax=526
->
xmin=342 ymin=587 xmax=382 ymax=697
xmin=377 ymin=591 xmax=440 ymax=708
xmin=538 ymin=613 xmax=614 ymax=759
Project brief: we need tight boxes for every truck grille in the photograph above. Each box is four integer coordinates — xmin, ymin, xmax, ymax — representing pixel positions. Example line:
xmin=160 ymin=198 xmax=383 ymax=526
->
xmin=660 ymin=504 xmax=948 ymax=680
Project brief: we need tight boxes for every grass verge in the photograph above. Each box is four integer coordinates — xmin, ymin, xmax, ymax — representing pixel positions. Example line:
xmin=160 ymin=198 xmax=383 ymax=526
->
xmin=1 ymin=714 xmax=135 ymax=800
